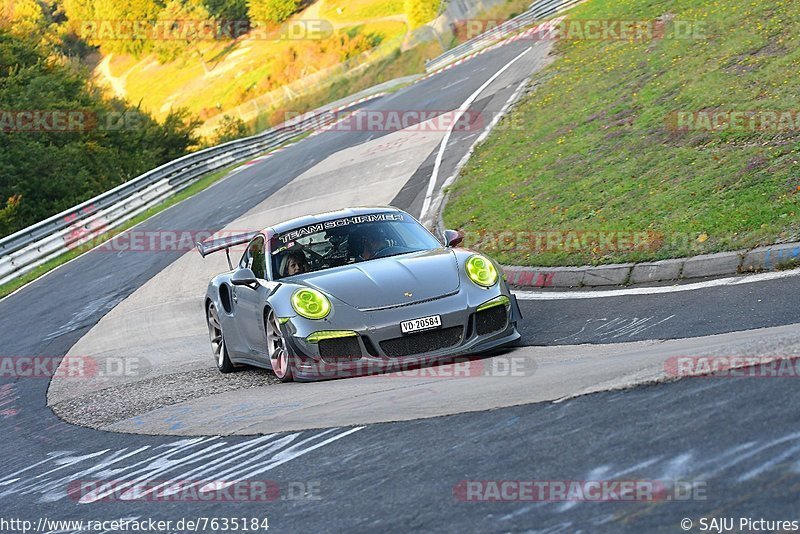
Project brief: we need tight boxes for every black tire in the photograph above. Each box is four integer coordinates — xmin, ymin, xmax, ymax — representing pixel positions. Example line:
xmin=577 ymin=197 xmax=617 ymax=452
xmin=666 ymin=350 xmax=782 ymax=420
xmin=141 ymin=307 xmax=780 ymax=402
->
xmin=265 ymin=307 xmax=295 ymax=382
xmin=207 ymin=302 xmax=235 ymax=373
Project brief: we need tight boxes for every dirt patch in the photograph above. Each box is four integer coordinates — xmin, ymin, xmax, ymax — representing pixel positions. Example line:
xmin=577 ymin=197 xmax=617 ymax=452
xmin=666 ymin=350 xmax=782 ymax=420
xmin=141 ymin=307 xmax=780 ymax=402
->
xmin=50 ymin=366 xmax=280 ymax=429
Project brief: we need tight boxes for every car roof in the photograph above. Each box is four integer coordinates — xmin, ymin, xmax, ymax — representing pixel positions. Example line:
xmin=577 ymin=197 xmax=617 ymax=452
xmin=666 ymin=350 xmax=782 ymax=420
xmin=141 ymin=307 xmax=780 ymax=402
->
xmin=265 ymin=206 xmax=407 ymax=236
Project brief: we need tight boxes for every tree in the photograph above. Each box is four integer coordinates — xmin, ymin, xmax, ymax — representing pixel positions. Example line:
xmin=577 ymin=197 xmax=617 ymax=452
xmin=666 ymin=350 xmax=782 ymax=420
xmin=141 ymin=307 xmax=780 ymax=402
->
xmin=0 ymin=31 xmax=40 ymax=76
xmin=152 ymin=107 xmax=203 ymax=161
xmin=247 ymin=0 xmax=298 ymax=25
xmin=152 ymin=0 xmax=214 ymax=64
xmin=82 ymin=0 xmax=163 ymax=56
xmin=0 ymin=29 xmax=202 ymax=237
xmin=0 ymin=0 xmax=46 ymax=36
xmin=203 ymin=0 xmax=248 ymax=22
xmin=0 ymin=194 xmax=21 ymax=237
xmin=61 ymin=0 xmax=96 ymax=32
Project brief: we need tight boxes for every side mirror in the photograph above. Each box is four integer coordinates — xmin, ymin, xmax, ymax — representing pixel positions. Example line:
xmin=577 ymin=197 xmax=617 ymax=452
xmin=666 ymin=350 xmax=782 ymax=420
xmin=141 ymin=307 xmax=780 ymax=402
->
xmin=231 ymin=268 xmax=258 ymax=286
xmin=443 ymin=229 xmax=464 ymax=247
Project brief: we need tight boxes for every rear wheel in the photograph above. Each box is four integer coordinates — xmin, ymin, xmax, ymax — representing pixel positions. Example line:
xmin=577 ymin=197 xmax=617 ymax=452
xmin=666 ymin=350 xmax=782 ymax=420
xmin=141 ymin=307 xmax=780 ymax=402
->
xmin=266 ymin=308 xmax=294 ymax=382
xmin=207 ymin=303 xmax=235 ymax=373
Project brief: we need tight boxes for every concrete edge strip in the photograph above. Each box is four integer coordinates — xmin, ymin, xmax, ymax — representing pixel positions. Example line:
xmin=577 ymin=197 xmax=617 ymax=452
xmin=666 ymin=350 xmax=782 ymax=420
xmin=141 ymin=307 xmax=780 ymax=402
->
xmin=329 ymin=92 xmax=388 ymax=114
xmin=502 ymin=243 xmax=800 ymax=288
xmin=512 ymin=268 xmax=800 ymax=300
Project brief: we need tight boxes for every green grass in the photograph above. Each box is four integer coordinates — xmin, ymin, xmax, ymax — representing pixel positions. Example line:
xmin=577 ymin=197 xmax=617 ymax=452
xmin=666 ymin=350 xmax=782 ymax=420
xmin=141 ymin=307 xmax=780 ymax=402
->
xmin=443 ymin=0 xmax=800 ymax=267
xmin=320 ymin=0 xmax=405 ymax=23
xmin=340 ymin=20 xmax=408 ymax=41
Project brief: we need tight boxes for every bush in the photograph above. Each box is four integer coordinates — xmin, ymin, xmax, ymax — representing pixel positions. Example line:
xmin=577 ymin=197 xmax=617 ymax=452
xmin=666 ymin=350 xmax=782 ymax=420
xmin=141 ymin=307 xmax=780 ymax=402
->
xmin=152 ymin=0 xmax=215 ymax=63
xmin=210 ymin=115 xmax=249 ymax=145
xmin=203 ymin=0 xmax=249 ymax=21
xmin=247 ymin=0 xmax=299 ymax=24
xmin=258 ymin=32 xmax=375 ymax=93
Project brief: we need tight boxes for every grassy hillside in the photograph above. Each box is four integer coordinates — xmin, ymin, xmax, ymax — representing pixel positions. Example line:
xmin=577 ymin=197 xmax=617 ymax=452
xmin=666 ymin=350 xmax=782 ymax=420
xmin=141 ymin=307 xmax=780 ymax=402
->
xmin=444 ymin=0 xmax=800 ymax=267
xmin=94 ymin=0 xmax=538 ymax=134
xmin=320 ymin=0 xmax=405 ymax=22
xmin=97 ymin=0 xmax=410 ymax=125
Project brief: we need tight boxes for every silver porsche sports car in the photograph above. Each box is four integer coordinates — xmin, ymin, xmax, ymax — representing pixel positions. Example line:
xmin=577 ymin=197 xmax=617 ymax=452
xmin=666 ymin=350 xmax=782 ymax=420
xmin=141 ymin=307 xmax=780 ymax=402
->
xmin=198 ymin=207 xmax=521 ymax=381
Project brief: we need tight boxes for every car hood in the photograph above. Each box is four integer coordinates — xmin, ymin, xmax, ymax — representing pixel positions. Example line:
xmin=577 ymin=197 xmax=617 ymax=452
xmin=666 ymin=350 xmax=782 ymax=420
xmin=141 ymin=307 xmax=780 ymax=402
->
xmin=299 ymin=249 xmax=460 ymax=310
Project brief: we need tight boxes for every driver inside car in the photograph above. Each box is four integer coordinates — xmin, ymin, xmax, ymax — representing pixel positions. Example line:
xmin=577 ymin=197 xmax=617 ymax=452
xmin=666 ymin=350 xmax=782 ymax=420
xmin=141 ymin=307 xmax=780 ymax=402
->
xmin=280 ymin=249 xmax=310 ymax=276
xmin=354 ymin=226 xmax=390 ymax=261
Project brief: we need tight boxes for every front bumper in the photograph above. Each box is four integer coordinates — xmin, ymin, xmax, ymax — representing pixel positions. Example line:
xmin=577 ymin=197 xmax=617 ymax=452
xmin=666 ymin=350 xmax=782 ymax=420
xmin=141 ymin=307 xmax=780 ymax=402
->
xmin=283 ymin=291 xmax=522 ymax=381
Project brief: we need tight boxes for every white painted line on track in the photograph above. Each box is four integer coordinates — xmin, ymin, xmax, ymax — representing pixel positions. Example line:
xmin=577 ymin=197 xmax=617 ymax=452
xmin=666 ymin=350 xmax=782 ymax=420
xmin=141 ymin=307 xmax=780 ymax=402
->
xmin=439 ymin=77 xmax=468 ymax=91
xmin=513 ymin=267 xmax=800 ymax=300
xmin=420 ymin=46 xmax=532 ymax=220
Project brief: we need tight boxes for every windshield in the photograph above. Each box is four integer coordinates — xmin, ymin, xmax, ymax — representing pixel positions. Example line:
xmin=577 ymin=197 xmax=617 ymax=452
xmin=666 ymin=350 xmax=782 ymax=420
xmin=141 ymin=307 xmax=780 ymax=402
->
xmin=270 ymin=212 xmax=442 ymax=279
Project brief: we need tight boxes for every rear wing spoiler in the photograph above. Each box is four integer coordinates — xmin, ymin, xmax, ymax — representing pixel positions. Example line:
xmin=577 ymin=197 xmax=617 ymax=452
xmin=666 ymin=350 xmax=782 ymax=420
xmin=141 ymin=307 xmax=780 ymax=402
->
xmin=196 ymin=231 xmax=259 ymax=269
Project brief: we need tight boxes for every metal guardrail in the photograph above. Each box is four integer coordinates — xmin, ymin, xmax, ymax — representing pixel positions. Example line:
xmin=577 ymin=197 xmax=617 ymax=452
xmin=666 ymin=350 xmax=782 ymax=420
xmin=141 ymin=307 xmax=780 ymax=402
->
xmin=0 ymin=111 xmax=339 ymax=286
xmin=426 ymin=0 xmax=583 ymax=73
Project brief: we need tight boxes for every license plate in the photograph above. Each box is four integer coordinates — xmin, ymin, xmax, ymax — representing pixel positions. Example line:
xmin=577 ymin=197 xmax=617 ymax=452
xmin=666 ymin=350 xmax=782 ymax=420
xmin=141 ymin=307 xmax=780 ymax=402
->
xmin=400 ymin=314 xmax=442 ymax=334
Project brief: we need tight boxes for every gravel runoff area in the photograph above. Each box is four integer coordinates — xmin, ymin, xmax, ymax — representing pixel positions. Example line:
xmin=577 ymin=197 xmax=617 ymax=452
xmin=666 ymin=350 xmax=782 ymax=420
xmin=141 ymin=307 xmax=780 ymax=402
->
xmin=49 ymin=366 xmax=280 ymax=430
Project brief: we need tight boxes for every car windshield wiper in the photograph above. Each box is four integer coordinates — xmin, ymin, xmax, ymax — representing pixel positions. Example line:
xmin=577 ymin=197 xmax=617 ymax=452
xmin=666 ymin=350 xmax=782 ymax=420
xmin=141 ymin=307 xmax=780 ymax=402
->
xmin=371 ymin=248 xmax=426 ymax=260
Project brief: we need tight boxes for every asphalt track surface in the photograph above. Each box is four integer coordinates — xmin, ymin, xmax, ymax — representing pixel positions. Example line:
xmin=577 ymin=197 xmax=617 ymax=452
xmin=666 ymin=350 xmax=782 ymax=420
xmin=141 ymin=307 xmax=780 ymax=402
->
xmin=2 ymin=38 xmax=800 ymax=531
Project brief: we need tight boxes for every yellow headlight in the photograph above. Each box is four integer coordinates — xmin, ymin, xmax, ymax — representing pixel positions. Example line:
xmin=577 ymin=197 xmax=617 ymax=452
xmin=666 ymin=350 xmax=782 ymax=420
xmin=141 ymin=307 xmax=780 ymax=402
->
xmin=466 ymin=254 xmax=499 ymax=287
xmin=291 ymin=288 xmax=331 ymax=319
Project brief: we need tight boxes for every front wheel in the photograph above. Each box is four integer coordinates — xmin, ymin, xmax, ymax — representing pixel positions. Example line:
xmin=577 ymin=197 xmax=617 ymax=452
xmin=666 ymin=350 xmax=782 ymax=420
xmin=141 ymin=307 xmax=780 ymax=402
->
xmin=265 ymin=308 xmax=294 ymax=382
xmin=207 ymin=303 xmax=235 ymax=373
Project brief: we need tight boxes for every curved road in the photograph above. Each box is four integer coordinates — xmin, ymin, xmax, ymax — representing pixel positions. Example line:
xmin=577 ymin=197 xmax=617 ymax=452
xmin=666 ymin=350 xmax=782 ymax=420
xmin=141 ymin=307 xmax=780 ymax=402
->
xmin=1 ymin=36 xmax=800 ymax=531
